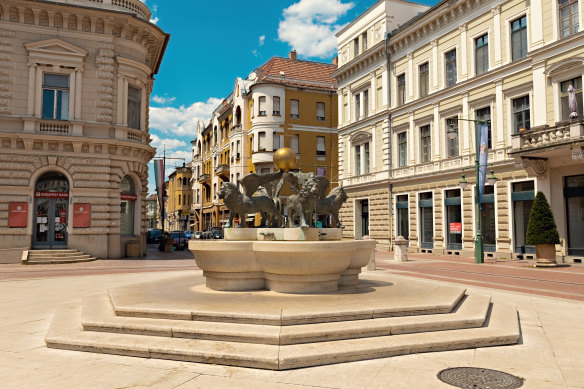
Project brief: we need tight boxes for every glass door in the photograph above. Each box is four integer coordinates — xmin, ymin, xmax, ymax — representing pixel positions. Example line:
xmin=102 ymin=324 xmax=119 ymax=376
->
xmin=565 ymin=175 xmax=584 ymax=256
xmin=361 ymin=199 xmax=369 ymax=236
xmin=512 ymin=181 xmax=535 ymax=254
xmin=419 ymin=192 xmax=434 ymax=248
xmin=480 ymin=185 xmax=496 ymax=252
xmin=33 ymin=199 xmax=68 ymax=248
xmin=445 ymin=189 xmax=462 ymax=249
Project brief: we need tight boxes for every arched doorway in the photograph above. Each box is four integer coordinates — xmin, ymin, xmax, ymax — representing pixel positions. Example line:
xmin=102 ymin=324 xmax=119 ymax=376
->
xmin=33 ymin=172 xmax=69 ymax=248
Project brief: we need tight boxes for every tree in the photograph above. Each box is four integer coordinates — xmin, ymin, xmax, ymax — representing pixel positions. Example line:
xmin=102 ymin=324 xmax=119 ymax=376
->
xmin=526 ymin=191 xmax=560 ymax=245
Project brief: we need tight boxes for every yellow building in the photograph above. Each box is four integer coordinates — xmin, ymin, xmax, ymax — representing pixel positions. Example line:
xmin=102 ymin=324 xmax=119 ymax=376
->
xmin=336 ymin=0 xmax=584 ymax=263
xmin=192 ymin=51 xmax=339 ymax=231
xmin=164 ymin=163 xmax=193 ymax=232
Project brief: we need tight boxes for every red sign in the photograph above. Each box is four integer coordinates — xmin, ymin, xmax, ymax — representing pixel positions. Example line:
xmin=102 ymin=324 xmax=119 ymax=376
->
xmin=120 ymin=193 xmax=137 ymax=201
xmin=73 ymin=203 xmax=91 ymax=228
xmin=9 ymin=203 xmax=28 ymax=228
xmin=233 ymin=217 xmax=240 ymax=225
xmin=449 ymin=222 xmax=462 ymax=234
xmin=35 ymin=191 xmax=69 ymax=199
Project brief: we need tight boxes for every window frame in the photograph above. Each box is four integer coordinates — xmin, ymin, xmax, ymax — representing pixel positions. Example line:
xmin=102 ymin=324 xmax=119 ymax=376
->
xmin=273 ymin=96 xmax=281 ymax=115
xmin=559 ymin=0 xmax=579 ymax=38
xmin=316 ymin=135 xmax=326 ymax=156
xmin=512 ymin=95 xmax=530 ymax=133
xmin=316 ymin=102 xmax=325 ymax=121
xmin=398 ymin=131 xmax=407 ymax=167
xmin=419 ymin=62 xmax=429 ymax=98
xmin=445 ymin=49 xmax=457 ymax=87
xmin=510 ymin=15 xmax=528 ymax=61
xmin=290 ymin=99 xmax=299 ymax=119
xmin=475 ymin=34 xmax=489 ymax=75
xmin=419 ymin=125 xmax=432 ymax=163
xmin=560 ymin=76 xmax=584 ymax=120
xmin=41 ymin=73 xmax=70 ymax=121
xmin=258 ymin=96 xmax=267 ymax=116
xmin=397 ymin=74 xmax=406 ymax=106
xmin=446 ymin=117 xmax=460 ymax=157
xmin=127 ymin=84 xmax=141 ymax=130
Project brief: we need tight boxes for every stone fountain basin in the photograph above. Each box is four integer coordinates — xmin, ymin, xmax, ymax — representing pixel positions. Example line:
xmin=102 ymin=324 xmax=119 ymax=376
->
xmin=189 ymin=239 xmax=377 ymax=293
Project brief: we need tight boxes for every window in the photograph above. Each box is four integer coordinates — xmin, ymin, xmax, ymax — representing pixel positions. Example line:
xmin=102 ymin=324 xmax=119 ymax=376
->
xmin=397 ymin=74 xmax=406 ymax=106
xmin=363 ymin=90 xmax=369 ymax=118
xmin=273 ymin=96 xmax=280 ymax=115
xmin=446 ymin=117 xmax=459 ymax=157
xmin=316 ymin=102 xmax=325 ymax=121
xmin=343 ymin=93 xmax=348 ymax=122
xmin=120 ymin=176 xmax=135 ymax=235
xmin=316 ymin=136 xmax=326 ymax=156
xmin=475 ymin=107 xmax=492 ymax=148
xmin=364 ymin=142 xmax=370 ymax=174
xmin=355 ymin=144 xmax=361 ymax=175
xmin=560 ymin=77 xmax=583 ymax=119
xmin=419 ymin=62 xmax=429 ymax=98
xmin=512 ymin=96 xmax=530 ymax=133
xmin=354 ymin=37 xmax=359 ymax=57
xmin=560 ymin=0 xmax=579 ymax=38
xmin=291 ymin=134 xmax=299 ymax=153
xmin=376 ymin=75 xmax=383 ymax=109
xmin=273 ymin=132 xmax=280 ymax=150
xmin=127 ymin=85 xmax=141 ymax=130
xmin=250 ymin=100 xmax=254 ymax=118
xmin=445 ymin=50 xmax=457 ymax=87
xmin=258 ymin=131 xmax=266 ymax=151
xmin=362 ymin=32 xmax=368 ymax=51
xmin=511 ymin=16 xmax=527 ymax=60
xmin=42 ymin=73 xmax=69 ymax=120
xmin=317 ymin=167 xmax=326 ymax=176
xmin=398 ymin=132 xmax=407 ymax=167
xmin=258 ymin=96 xmax=266 ymax=116
xmin=396 ymin=194 xmax=409 ymax=239
xmin=290 ymin=99 xmax=299 ymax=118
xmin=178 ymin=194 xmax=181 ymax=206
xmin=355 ymin=94 xmax=361 ymax=120
xmin=420 ymin=125 xmax=431 ymax=163
xmin=475 ymin=34 xmax=489 ymax=75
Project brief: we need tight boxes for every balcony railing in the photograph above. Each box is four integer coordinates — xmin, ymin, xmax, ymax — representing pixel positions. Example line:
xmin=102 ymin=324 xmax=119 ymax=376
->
xmin=511 ymin=121 xmax=584 ymax=152
xmin=215 ymin=164 xmax=230 ymax=176
xmin=39 ymin=121 xmax=71 ymax=134
xmin=198 ymin=174 xmax=211 ymax=183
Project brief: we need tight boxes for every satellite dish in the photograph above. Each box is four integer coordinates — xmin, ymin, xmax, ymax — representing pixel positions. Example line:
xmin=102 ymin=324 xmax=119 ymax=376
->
xmin=248 ymin=72 xmax=257 ymax=81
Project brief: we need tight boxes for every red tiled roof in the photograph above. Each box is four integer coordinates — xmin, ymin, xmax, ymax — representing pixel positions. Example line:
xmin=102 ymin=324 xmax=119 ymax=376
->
xmin=254 ymin=57 xmax=338 ymax=92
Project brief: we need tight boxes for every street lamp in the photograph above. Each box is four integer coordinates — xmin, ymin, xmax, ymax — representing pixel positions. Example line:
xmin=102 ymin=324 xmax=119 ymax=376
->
xmin=451 ymin=122 xmax=497 ymax=264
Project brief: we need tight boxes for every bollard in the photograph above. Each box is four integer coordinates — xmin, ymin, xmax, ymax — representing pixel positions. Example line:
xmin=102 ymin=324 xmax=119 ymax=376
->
xmin=393 ymin=236 xmax=408 ymax=262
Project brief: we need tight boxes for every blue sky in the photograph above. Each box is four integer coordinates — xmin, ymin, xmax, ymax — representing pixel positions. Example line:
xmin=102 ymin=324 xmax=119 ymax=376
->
xmin=144 ymin=0 xmax=438 ymax=193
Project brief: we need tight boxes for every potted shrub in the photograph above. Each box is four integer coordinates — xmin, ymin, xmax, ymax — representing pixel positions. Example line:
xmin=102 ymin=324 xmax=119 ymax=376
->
xmin=526 ymin=192 xmax=560 ymax=267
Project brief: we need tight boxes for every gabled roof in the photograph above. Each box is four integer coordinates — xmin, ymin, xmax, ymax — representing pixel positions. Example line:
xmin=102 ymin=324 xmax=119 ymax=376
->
xmin=253 ymin=57 xmax=338 ymax=92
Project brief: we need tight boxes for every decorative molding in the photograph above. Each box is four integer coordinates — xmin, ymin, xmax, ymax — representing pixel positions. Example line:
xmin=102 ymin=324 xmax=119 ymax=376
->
xmin=0 ymin=29 xmax=14 ymax=115
xmin=96 ymin=44 xmax=115 ymax=123
xmin=520 ymin=157 xmax=548 ymax=177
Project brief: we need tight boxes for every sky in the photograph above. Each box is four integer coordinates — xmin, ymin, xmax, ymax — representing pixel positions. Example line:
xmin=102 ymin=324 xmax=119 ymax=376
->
xmin=143 ymin=0 xmax=438 ymax=194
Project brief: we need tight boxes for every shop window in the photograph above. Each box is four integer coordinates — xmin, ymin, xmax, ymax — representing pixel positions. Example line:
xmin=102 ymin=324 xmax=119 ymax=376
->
xmin=565 ymin=175 xmax=584 ymax=256
xmin=42 ymin=73 xmax=69 ymax=120
xmin=127 ymin=85 xmax=141 ymax=130
xmin=445 ymin=189 xmax=462 ymax=250
xmin=511 ymin=16 xmax=527 ymax=61
xmin=475 ymin=34 xmax=489 ymax=75
xmin=445 ymin=49 xmax=457 ymax=87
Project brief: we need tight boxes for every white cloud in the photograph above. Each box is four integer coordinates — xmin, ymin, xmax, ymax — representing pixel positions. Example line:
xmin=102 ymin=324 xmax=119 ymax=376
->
xmin=149 ymin=97 xmax=222 ymax=137
xmin=149 ymin=133 xmax=187 ymax=151
xmin=258 ymin=35 xmax=265 ymax=46
xmin=150 ymin=16 xmax=159 ymax=24
xmin=152 ymin=95 xmax=176 ymax=104
xmin=278 ymin=0 xmax=354 ymax=58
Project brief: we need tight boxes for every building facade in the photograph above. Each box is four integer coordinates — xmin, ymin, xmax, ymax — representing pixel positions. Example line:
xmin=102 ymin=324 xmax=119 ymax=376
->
xmin=192 ymin=52 xmax=339 ymax=231
xmin=164 ymin=163 xmax=193 ymax=232
xmin=0 ymin=0 xmax=168 ymax=258
xmin=336 ymin=0 xmax=584 ymax=262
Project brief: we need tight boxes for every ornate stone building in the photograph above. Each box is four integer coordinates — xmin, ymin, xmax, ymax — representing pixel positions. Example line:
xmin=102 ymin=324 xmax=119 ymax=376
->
xmin=336 ymin=0 xmax=584 ymax=263
xmin=0 ymin=0 xmax=168 ymax=258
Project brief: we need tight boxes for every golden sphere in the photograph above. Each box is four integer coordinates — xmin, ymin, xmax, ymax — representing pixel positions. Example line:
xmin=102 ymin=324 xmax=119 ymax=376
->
xmin=273 ymin=147 xmax=297 ymax=172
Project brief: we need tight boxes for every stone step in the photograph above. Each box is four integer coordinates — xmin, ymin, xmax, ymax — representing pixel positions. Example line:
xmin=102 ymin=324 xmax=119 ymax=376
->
xmin=28 ymin=254 xmax=94 ymax=260
xmin=28 ymin=249 xmax=79 ymax=254
xmin=46 ymin=300 xmax=519 ymax=370
xmin=23 ymin=249 xmax=96 ymax=264
xmin=80 ymin=293 xmax=491 ymax=345
xmin=25 ymin=257 xmax=97 ymax=265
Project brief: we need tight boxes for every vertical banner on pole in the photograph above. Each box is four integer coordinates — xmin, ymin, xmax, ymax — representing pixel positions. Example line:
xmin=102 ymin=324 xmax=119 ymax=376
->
xmin=477 ymin=122 xmax=489 ymax=200
xmin=153 ymin=159 xmax=165 ymax=207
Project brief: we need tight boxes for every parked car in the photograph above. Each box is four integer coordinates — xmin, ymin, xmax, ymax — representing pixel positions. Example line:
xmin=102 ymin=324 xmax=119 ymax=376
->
xmin=203 ymin=226 xmax=223 ymax=240
xmin=193 ymin=231 xmax=202 ymax=240
xmin=184 ymin=230 xmax=193 ymax=239
xmin=170 ymin=231 xmax=188 ymax=250
xmin=146 ymin=228 xmax=162 ymax=243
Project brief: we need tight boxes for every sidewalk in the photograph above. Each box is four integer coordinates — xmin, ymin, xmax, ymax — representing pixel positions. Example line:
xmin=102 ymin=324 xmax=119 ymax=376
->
xmin=1 ymin=266 xmax=583 ymax=388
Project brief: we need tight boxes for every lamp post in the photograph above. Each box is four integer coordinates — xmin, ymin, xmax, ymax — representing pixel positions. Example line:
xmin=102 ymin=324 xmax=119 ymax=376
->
xmin=450 ymin=121 xmax=497 ymax=264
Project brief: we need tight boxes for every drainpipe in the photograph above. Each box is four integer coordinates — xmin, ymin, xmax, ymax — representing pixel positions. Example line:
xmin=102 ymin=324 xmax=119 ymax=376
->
xmin=385 ymin=32 xmax=394 ymax=251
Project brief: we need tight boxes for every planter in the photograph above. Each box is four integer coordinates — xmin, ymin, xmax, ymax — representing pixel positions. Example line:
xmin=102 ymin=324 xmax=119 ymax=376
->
xmin=534 ymin=244 xmax=558 ymax=267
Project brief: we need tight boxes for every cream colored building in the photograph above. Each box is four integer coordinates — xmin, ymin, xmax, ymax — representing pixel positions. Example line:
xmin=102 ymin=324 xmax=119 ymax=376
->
xmin=336 ymin=0 xmax=584 ymax=263
xmin=0 ymin=0 xmax=168 ymax=258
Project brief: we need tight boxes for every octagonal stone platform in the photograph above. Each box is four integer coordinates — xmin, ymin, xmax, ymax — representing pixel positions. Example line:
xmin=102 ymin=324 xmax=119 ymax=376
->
xmin=45 ymin=272 xmax=520 ymax=370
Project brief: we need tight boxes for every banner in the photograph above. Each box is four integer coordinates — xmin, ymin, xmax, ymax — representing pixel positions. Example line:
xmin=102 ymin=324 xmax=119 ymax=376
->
xmin=477 ymin=122 xmax=489 ymax=200
xmin=153 ymin=159 xmax=165 ymax=207
xmin=9 ymin=203 xmax=28 ymax=228
xmin=73 ymin=203 xmax=91 ymax=228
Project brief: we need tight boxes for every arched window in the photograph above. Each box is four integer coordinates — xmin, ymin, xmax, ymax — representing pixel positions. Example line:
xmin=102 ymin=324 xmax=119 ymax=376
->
xmin=120 ymin=176 xmax=136 ymax=235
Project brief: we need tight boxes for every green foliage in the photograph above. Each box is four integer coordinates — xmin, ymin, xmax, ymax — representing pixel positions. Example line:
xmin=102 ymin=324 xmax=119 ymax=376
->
xmin=526 ymin=191 xmax=560 ymax=245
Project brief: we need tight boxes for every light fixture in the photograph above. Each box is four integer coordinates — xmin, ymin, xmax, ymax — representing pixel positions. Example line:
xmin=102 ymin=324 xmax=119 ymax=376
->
xmin=447 ymin=124 xmax=458 ymax=140
xmin=487 ymin=169 xmax=497 ymax=185
xmin=459 ymin=174 xmax=468 ymax=189
xmin=181 ymin=162 xmax=187 ymax=173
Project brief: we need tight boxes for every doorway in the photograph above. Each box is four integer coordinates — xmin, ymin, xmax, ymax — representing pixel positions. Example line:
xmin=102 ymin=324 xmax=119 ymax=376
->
xmin=355 ymin=199 xmax=369 ymax=238
xmin=33 ymin=172 xmax=69 ymax=248
xmin=565 ymin=175 xmax=584 ymax=256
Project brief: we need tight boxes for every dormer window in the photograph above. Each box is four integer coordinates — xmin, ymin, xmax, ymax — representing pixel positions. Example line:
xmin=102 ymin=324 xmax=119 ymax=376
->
xmin=42 ymin=74 xmax=69 ymax=120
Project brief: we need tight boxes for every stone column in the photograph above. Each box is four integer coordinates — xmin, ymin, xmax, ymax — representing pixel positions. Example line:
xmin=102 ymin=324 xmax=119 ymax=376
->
xmin=431 ymin=39 xmax=438 ymax=91
xmin=495 ymin=80 xmax=504 ymax=148
xmin=459 ymin=24 xmax=468 ymax=81
xmin=492 ymin=6 xmax=502 ymax=67
xmin=26 ymin=63 xmax=36 ymax=116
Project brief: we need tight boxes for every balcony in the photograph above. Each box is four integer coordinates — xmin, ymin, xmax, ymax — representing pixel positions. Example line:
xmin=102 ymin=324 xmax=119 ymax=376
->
xmin=198 ymin=173 xmax=211 ymax=184
xmin=509 ymin=120 xmax=584 ymax=159
xmin=214 ymin=164 xmax=230 ymax=179
xmin=231 ymin=124 xmax=243 ymax=134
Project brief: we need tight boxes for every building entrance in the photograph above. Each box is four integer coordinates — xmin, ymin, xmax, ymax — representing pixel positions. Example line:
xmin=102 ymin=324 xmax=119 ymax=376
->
xmin=565 ymin=175 xmax=584 ymax=256
xmin=32 ymin=172 xmax=69 ymax=248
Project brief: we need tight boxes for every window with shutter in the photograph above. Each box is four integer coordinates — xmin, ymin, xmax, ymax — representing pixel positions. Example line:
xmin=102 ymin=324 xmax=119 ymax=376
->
xmin=316 ymin=102 xmax=325 ymax=120
xmin=316 ymin=136 xmax=325 ymax=156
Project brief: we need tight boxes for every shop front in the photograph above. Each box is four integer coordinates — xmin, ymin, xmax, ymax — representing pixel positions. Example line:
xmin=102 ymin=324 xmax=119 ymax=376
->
xmin=32 ymin=172 xmax=69 ymax=249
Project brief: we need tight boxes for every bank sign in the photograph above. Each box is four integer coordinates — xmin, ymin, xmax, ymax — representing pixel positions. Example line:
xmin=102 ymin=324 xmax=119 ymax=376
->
xmin=35 ymin=191 xmax=69 ymax=199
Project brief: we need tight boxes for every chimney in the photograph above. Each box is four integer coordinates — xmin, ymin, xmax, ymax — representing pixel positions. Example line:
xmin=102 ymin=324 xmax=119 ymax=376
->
xmin=289 ymin=50 xmax=297 ymax=60
xmin=332 ymin=56 xmax=338 ymax=66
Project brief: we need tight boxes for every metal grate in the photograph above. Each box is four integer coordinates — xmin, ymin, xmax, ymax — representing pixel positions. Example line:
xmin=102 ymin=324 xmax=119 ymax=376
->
xmin=437 ymin=367 xmax=524 ymax=389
